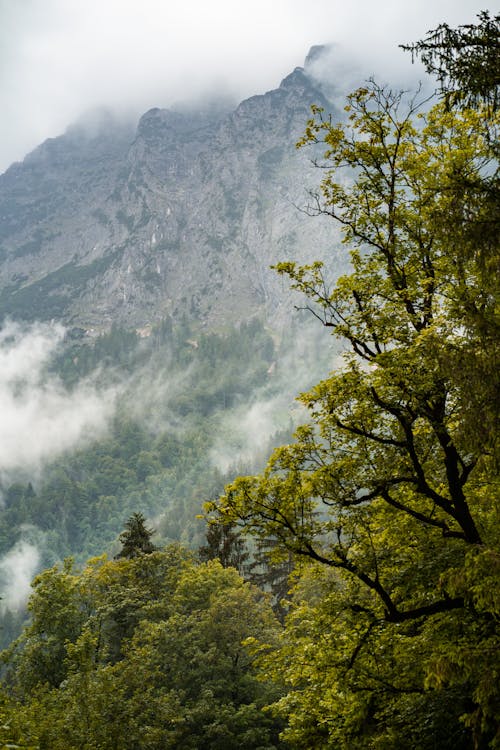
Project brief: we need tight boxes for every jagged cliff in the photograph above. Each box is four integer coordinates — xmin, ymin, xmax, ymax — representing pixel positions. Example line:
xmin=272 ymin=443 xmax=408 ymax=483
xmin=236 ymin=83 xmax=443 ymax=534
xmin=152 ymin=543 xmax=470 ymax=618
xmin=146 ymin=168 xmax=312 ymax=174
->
xmin=0 ymin=52 xmax=343 ymax=331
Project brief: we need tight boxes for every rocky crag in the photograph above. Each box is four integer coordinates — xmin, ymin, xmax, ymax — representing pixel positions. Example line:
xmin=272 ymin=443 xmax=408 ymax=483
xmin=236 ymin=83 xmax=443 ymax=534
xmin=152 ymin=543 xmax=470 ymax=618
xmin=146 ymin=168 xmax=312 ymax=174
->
xmin=0 ymin=50 xmax=343 ymax=332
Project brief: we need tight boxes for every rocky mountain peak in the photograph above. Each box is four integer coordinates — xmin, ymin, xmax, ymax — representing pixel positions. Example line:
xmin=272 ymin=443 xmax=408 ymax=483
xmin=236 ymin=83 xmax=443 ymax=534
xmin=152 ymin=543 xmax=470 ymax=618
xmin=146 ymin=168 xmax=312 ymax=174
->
xmin=304 ymin=44 xmax=330 ymax=68
xmin=279 ymin=66 xmax=311 ymax=90
xmin=0 ymin=51 xmax=343 ymax=332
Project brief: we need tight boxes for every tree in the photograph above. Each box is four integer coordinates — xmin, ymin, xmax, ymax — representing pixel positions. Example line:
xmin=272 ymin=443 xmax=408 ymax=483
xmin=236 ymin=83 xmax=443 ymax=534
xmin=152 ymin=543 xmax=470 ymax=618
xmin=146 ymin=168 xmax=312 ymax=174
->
xmin=200 ymin=516 xmax=294 ymax=622
xmin=2 ymin=559 xmax=86 ymax=693
xmin=115 ymin=512 xmax=157 ymax=558
xmin=247 ymin=537 xmax=294 ymax=624
xmin=199 ymin=515 xmax=249 ymax=574
xmin=402 ymin=11 xmax=500 ymax=464
xmin=0 ymin=691 xmax=38 ymax=750
xmin=113 ymin=561 xmax=285 ymax=749
xmin=2 ymin=550 xmax=285 ymax=749
xmin=401 ymin=11 xmax=500 ymax=110
xmin=211 ymin=77 xmax=500 ymax=747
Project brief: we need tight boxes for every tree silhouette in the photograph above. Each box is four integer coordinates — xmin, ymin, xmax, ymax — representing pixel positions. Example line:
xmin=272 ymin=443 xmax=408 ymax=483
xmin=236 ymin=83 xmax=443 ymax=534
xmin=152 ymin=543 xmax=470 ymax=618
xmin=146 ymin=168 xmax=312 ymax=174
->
xmin=199 ymin=517 xmax=249 ymax=575
xmin=401 ymin=11 xmax=500 ymax=110
xmin=115 ymin=512 xmax=157 ymax=559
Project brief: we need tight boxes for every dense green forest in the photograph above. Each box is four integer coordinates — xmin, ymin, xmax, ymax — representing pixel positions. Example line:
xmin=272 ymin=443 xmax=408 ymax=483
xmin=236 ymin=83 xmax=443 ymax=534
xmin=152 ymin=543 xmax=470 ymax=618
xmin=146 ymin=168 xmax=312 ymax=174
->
xmin=0 ymin=313 xmax=332 ymax=646
xmin=0 ymin=13 xmax=499 ymax=749
xmin=2 ymin=544 xmax=286 ymax=748
xmin=0 ymin=316 xmax=283 ymax=564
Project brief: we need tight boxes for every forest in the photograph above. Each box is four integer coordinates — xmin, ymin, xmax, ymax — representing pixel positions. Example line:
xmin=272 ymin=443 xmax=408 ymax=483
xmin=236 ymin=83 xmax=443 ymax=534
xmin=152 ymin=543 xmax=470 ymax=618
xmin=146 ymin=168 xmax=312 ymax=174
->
xmin=0 ymin=312 xmax=331 ymax=649
xmin=0 ymin=13 xmax=499 ymax=749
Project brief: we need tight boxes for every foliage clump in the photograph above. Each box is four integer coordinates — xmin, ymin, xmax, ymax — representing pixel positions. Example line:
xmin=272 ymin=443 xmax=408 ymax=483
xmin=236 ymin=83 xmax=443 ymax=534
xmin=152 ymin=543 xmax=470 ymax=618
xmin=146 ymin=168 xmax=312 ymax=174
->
xmin=2 ymin=548 xmax=285 ymax=749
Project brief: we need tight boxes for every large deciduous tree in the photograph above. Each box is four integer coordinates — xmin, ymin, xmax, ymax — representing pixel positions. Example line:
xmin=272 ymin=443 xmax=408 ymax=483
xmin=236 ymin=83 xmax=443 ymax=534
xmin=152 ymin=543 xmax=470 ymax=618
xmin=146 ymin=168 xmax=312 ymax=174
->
xmin=211 ymin=55 xmax=499 ymax=749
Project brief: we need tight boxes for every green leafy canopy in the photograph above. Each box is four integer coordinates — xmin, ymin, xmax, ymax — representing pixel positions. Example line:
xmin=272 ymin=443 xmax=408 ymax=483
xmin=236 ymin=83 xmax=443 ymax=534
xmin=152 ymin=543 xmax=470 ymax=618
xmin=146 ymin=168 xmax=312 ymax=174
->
xmin=211 ymin=42 xmax=499 ymax=750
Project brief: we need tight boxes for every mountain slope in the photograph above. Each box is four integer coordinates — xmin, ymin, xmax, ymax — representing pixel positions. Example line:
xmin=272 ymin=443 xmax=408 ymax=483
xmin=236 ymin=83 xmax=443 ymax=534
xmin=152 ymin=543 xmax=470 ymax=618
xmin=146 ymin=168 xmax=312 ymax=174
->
xmin=0 ymin=54 xmax=341 ymax=331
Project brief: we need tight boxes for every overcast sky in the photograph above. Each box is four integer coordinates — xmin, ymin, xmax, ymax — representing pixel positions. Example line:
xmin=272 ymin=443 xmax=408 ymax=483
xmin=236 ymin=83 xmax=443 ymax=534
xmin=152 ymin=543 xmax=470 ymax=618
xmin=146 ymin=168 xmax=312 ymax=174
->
xmin=0 ymin=0 xmax=490 ymax=173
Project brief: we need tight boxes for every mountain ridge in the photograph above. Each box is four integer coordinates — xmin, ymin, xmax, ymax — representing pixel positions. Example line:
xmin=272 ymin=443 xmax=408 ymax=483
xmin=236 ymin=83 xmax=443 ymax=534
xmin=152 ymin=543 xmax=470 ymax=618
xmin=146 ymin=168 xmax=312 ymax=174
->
xmin=0 ymin=48 xmax=342 ymax=333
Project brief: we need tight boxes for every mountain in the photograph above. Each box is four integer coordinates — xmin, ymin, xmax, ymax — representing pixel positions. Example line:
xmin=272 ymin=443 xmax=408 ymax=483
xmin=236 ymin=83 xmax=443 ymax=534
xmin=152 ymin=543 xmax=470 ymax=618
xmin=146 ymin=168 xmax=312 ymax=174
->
xmin=0 ymin=48 xmax=345 ymax=614
xmin=0 ymin=50 xmax=342 ymax=332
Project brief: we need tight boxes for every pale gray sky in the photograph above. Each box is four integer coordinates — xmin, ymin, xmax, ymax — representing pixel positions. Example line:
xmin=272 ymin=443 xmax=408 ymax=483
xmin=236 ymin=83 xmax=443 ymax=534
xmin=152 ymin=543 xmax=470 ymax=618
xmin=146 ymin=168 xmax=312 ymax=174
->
xmin=0 ymin=0 xmax=490 ymax=172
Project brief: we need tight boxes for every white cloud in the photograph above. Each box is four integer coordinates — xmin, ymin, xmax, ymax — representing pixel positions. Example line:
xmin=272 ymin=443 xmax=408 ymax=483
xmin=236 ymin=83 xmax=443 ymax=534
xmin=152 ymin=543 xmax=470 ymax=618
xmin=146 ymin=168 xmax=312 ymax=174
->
xmin=0 ymin=539 xmax=40 ymax=611
xmin=210 ymin=395 xmax=291 ymax=474
xmin=210 ymin=320 xmax=342 ymax=474
xmin=0 ymin=0 xmax=489 ymax=172
xmin=0 ymin=320 xmax=116 ymax=479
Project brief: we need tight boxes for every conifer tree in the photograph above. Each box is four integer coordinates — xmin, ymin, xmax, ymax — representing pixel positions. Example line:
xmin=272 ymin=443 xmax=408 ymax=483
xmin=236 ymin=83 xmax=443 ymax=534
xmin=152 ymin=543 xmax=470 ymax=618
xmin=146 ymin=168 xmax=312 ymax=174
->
xmin=401 ymin=11 xmax=500 ymax=110
xmin=115 ymin=512 xmax=157 ymax=559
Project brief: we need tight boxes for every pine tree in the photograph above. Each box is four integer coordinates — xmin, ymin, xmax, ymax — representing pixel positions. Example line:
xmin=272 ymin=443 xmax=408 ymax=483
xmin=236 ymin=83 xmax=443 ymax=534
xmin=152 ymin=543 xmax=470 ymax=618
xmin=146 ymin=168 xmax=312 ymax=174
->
xmin=401 ymin=11 xmax=500 ymax=110
xmin=115 ymin=512 xmax=157 ymax=559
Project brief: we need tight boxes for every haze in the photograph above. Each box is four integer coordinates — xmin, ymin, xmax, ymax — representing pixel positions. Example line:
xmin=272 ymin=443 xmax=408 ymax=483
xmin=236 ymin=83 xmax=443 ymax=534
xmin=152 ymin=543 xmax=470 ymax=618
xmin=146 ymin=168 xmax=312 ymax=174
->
xmin=0 ymin=321 xmax=116 ymax=481
xmin=0 ymin=0 xmax=489 ymax=173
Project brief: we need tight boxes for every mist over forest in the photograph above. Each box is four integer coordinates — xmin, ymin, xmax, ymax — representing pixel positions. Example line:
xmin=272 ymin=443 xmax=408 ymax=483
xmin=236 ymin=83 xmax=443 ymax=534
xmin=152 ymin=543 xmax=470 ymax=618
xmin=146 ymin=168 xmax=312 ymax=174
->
xmin=0 ymin=310 xmax=338 ymax=642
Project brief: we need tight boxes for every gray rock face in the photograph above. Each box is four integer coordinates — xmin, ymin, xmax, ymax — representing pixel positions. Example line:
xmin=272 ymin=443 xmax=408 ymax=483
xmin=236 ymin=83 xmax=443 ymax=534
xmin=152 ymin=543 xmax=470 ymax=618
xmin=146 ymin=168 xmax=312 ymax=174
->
xmin=0 ymin=55 xmax=343 ymax=331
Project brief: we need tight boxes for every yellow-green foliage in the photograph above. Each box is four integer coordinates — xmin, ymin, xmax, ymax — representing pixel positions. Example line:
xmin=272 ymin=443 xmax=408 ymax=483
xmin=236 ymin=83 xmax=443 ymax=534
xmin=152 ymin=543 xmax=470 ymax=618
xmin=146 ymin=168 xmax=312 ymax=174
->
xmin=213 ymin=78 xmax=499 ymax=749
xmin=2 ymin=549 xmax=285 ymax=750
